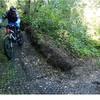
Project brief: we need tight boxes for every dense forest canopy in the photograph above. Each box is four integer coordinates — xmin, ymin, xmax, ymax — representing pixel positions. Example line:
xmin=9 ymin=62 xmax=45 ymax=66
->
xmin=0 ymin=0 xmax=100 ymax=57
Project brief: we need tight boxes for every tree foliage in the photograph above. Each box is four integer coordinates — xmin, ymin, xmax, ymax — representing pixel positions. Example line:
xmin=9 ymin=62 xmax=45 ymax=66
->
xmin=22 ymin=0 xmax=99 ymax=57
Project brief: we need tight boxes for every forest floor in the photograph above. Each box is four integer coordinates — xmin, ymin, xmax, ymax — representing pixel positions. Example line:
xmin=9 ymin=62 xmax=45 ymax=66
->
xmin=0 ymin=32 xmax=100 ymax=94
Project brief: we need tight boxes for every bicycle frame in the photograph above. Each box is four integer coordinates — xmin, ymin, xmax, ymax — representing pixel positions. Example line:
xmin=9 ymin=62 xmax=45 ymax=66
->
xmin=5 ymin=27 xmax=17 ymax=41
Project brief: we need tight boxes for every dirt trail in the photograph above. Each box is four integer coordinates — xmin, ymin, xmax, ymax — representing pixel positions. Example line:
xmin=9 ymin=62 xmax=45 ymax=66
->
xmin=0 ymin=32 xmax=100 ymax=94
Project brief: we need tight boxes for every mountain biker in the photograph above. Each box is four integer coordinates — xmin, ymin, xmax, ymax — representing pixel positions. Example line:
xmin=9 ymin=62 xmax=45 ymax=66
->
xmin=2 ymin=6 xmax=21 ymax=31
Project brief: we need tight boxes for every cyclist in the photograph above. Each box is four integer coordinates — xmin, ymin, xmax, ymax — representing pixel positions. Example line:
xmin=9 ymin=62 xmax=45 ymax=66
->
xmin=2 ymin=6 xmax=21 ymax=31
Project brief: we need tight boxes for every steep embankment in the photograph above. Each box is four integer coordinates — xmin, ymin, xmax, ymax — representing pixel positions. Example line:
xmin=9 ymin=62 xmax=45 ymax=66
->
xmin=25 ymin=26 xmax=85 ymax=71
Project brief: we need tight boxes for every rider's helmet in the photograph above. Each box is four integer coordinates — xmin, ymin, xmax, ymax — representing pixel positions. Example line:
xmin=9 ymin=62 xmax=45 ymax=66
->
xmin=9 ymin=6 xmax=17 ymax=17
xmin=10 ymin=6 xmax=16 ymax=12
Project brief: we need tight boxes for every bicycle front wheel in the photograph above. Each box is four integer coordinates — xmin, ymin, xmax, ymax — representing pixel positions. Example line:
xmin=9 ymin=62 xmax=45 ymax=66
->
xmin=4 ymin=37 xmax=14 ymax=60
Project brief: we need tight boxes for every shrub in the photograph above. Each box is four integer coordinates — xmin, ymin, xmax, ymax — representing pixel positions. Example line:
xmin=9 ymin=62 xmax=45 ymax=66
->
xmin=23 ymin=0 xmax=100 ymax=57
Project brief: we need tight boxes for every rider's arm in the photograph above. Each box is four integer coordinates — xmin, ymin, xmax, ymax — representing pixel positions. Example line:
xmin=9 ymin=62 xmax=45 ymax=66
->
xmin=2 ymin=11 xmax=8 ymax=21
xmin=16 ymin=17 xmax=21 ymax=24
xmin=15 ymin=12 xmax=21 ymax=24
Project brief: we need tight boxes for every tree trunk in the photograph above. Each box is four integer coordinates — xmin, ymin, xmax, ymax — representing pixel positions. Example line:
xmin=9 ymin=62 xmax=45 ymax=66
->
xmin=24 ymin=0 xmax=31 ymax=15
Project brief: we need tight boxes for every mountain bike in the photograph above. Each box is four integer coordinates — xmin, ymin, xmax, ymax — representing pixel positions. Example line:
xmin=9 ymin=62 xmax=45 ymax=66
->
xmin=1 ymin=25 xmax=24 ymax=59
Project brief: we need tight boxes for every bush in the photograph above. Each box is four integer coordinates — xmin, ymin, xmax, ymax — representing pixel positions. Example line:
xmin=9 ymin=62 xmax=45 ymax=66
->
xmin=23 ymin=0 xmax=100 ymax=57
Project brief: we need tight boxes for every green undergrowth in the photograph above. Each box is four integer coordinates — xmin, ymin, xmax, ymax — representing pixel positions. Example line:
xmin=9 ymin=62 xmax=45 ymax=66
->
xmin=26 ymin=0 xmax=100 ymax=58
xmin=32 ymin=29 xmax=100 ymax=58
xmin=20 ymin=0 xmax=100 ymax=58
xmin=0 ymin=25 xmax=8 ymax=64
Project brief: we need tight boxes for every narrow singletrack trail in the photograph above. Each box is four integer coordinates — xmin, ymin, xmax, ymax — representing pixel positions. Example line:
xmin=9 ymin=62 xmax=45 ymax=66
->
xmin=1 ymin=32 xmax=100 ymax=94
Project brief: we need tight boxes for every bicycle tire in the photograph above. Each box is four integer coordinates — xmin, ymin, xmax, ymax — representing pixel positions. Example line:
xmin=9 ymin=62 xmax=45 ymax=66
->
xmin=4 ymin=37 xmax=14 ymax=59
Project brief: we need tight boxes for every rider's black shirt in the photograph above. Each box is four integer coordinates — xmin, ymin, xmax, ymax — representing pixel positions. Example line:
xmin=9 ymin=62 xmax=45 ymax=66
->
xmin=3 ymin=10 xmax=18 ymax=23
xmin=7 ymin=11 xmax=18 ymax=23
